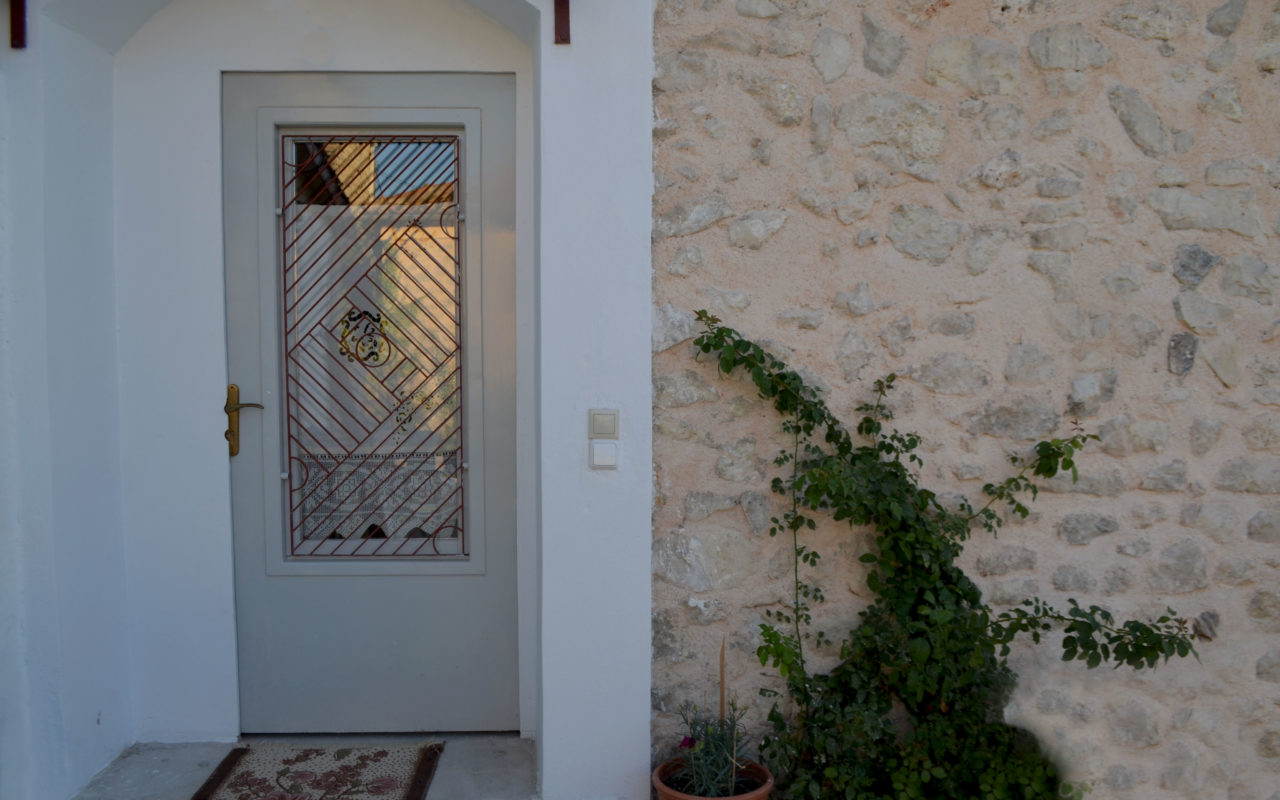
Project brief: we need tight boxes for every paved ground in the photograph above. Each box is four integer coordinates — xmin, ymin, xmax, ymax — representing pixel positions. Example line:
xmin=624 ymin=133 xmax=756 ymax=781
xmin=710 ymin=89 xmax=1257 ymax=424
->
xmin=72 ymin=733 xmax=537 ymax=800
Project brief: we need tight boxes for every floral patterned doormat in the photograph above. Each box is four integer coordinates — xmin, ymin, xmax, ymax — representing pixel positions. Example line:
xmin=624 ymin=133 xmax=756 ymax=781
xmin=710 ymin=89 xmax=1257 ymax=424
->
xmin=190 ymin=742 xmax=444 ymax=800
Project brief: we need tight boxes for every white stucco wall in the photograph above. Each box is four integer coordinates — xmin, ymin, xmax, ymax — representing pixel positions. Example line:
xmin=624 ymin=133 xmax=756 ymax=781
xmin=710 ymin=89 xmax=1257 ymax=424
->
xmin=0 ymin=12 xmax=133 ymax=800
xmin=2 ymin=0 xmax=655 ymax=797
xmin=40 ymin=17 xmax=132 ymax=785
xmin=531 ymin=2 xmax=655 ymax=796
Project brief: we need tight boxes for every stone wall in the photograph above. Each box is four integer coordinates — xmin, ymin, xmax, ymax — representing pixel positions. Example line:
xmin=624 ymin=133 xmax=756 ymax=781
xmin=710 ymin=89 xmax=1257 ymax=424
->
xmin=651 ymin=1 xmax=1280 ymax=797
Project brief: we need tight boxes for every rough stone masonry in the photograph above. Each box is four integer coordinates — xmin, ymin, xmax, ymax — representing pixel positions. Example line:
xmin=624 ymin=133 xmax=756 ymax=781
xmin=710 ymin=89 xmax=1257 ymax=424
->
xmin=652 ymin=1 xmax=1280 ymax=797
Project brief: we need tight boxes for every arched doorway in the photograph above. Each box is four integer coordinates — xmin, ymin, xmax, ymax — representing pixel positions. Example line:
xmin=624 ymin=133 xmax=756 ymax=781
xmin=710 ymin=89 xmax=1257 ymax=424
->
xmin=110 ymin=0 xmax=537 ymax=738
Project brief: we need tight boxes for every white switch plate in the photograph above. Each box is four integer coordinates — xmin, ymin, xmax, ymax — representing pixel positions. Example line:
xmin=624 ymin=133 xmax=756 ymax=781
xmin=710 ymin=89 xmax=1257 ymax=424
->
xmin=588 ymin=408 xmax=619 ymax=439
xmin=589 ymin=440 xmax=618 ymax=469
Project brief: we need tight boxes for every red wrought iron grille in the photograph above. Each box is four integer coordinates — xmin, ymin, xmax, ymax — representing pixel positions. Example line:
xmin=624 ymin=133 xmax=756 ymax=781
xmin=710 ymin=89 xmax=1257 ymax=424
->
xmin=279 ymin=133 xmax=466 ymax=558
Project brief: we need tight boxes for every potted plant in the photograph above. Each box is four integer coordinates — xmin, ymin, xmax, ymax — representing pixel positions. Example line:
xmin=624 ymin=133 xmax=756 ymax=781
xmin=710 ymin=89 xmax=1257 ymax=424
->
xmin=653 ymin=643 xmax=775 ymax=800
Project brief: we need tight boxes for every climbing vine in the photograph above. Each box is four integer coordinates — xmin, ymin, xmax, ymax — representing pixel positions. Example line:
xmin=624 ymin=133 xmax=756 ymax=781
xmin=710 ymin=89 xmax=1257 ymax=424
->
xmin=692 ymin=311 xmax=1196 ymax=799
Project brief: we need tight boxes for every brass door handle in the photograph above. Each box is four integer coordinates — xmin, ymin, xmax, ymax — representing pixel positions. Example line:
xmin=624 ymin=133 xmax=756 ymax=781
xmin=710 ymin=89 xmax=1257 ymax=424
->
xmin=225 ymin=384 xmax=264 ymax=457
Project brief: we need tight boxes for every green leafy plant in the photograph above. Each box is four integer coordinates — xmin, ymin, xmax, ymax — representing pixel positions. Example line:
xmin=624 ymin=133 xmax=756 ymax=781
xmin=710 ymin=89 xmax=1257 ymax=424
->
xmin=691 ymin=311 xmax=1196 ymax=800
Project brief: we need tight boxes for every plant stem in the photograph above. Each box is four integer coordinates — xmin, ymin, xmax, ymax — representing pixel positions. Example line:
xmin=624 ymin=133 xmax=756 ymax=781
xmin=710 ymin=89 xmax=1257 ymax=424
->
xmin=789 ymin=426 xmax=806 ymax=685
xmin=719 ymin=638 xmax=726 ymax=722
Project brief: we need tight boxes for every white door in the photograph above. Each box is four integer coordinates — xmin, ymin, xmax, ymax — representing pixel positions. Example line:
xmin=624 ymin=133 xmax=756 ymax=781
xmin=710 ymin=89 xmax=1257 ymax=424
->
xmin=223 ymin=73 xmax=517 ymax=732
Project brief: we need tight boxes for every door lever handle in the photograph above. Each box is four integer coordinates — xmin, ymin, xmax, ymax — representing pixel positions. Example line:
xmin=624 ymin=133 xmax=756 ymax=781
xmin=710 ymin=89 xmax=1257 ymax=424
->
xmin=225 ymin=384 xmax=264 ymax=457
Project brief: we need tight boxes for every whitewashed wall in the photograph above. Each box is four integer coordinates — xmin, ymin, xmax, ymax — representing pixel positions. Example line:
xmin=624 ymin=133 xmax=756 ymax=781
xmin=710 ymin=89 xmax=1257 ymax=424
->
xmin=0 ymin=13 xmax=131 ymax=800
xmin=1 ymin=1 xmax=656 ymax=798
xmin=533 ymin=1 xmax=656 ymax=795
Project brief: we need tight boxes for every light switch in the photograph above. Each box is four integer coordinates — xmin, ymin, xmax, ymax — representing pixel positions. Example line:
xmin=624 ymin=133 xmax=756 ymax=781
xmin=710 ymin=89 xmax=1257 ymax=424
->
xmin=589 ymin=440 xmax=618 ymax=469
xmin=589 ymin=408 xmax=619 ymax=439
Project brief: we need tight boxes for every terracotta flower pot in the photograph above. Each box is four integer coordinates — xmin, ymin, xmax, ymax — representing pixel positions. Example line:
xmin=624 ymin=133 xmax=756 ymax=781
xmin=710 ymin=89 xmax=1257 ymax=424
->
xmin=651 ymin=757 xmax=774 ymax=800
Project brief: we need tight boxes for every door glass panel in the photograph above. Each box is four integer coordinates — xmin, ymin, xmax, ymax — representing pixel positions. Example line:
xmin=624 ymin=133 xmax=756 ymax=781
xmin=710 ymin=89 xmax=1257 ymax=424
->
xmin=280 ymin=134 xmax=465 ymax=558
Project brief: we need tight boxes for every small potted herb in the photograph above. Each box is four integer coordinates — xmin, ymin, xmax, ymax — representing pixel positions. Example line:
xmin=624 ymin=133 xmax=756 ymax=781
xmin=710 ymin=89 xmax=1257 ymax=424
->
xmin=653 ymin=644 xmax=774 ymax=800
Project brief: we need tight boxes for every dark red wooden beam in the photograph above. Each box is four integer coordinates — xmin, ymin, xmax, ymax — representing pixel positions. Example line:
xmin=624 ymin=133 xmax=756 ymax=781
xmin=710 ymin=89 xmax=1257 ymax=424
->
xmin=11 ymin=0 xmax=26 ymax=49
xmin=554 ymin=0 xmax=569 ymax=45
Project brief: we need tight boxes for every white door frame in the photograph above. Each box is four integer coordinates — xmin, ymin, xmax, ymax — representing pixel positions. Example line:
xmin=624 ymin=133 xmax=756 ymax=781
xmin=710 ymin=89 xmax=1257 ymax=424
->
xmin=109 ymin=0 xmax=542 ymax=742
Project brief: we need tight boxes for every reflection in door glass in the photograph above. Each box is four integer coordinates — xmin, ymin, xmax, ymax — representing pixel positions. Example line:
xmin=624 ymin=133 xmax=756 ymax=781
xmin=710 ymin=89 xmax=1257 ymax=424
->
xmin=280 ymin=134 xmax=465 ymax=559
